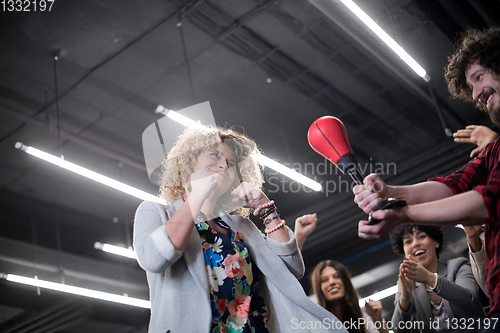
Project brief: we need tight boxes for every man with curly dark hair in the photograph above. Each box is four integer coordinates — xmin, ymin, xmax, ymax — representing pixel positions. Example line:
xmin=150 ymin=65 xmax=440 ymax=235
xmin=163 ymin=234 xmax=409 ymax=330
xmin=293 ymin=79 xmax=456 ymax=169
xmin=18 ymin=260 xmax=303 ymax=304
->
xmin=352 ymin=27 xmax=500 ymax=332
xmin=445 ymin=27 xmax=500 ymax=124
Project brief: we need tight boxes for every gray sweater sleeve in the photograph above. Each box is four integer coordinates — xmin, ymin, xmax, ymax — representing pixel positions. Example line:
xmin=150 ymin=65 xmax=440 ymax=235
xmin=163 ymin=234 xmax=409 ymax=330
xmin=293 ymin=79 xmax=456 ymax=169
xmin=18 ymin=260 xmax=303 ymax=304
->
xmin=133 ymin=201 xmax=183 ymax=273
xmin=265 ymin=225 xmax=305 ymax=279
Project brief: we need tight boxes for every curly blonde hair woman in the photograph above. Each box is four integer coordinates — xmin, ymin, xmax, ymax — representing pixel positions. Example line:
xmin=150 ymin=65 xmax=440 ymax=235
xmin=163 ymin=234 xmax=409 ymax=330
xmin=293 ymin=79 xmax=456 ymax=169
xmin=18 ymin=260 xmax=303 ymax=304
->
xmin=134 ymin=126 xmax=344 ymax=333
xmin=158 ymin=127 xmax=263 ymax=217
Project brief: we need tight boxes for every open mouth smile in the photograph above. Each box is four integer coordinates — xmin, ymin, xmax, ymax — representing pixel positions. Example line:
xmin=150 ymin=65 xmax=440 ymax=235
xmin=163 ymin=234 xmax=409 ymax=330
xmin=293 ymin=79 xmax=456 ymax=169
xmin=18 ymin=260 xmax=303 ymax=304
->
xmin=413 ymin=249 xmax=426 ymax=258
xmin=327 ymin=287 xmax=340 ymax=294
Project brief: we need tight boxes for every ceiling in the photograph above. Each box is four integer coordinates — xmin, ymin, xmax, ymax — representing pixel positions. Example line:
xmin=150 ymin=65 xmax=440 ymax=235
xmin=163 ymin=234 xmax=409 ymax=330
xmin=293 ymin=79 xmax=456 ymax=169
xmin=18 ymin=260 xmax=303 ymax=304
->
xmin=1 ymin=0 xmax=499 ymax=331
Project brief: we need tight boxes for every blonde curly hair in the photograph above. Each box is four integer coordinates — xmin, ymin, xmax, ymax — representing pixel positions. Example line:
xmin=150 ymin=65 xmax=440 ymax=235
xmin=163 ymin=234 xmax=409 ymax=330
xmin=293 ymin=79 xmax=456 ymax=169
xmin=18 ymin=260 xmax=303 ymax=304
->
xmin=158 ymin=126 xmax=264 ymax=217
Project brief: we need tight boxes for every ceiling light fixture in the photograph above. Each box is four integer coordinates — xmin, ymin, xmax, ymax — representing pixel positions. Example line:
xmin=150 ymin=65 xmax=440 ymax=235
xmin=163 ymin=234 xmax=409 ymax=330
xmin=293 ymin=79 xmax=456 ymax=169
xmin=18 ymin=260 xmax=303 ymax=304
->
xmin=15 ymin=142 xmax=164 ymax=204
xmin=339 ymin=0 xmax=430 ymax=82
xmin=1 ymin=273 xmax=150 ymax=308
xmin=94 ymin=242 xmax=137 ymax=259
xmin=252 ymin=153 xmax=323 ymax=192
xmin=155 ymin=106 xmax=323 ymax=192
xmin=358 ymin=284 xmax=398 ymax=307
xmin=156 ymin=106 xmax=212 ymax=132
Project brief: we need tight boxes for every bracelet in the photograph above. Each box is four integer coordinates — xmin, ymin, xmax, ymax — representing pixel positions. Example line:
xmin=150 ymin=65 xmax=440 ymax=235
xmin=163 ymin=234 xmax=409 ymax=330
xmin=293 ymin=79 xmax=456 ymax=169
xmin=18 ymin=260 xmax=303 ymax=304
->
xmin=261 ymin=206 xmax=276 ymax=219
xmin=263 ymin=214 xmax=280 ymax=225
xmin=427 ymin=273 xmax=439 ymax=291
xmin=265 ymin=220 xmax=286 ymax=234
xmin=254 ymin=200 xmax=275 ymax=218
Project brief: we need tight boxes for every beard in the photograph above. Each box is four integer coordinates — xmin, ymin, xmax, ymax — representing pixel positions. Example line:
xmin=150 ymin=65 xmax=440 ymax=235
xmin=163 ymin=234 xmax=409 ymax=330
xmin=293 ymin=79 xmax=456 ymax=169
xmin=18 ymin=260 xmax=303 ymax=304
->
xmin=476 ymin=99 xmax=500 ymax=127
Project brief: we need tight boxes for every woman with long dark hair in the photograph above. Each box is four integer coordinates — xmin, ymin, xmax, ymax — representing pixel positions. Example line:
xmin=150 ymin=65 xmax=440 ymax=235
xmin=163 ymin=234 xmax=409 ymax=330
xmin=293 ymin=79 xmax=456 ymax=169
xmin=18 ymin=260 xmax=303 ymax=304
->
xmin=311 ymin=260 xmax=389 ymax=333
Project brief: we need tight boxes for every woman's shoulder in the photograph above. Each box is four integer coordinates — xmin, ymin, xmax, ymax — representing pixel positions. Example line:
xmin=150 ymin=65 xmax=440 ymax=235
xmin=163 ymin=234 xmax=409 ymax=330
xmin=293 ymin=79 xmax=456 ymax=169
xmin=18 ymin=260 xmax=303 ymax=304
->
xmin=444 ymin=257 xmax=469 ymax=266
xmin=136 ymin=198 xmax=181 ymax=217
xmin=137 ymin=200 xmax=168 ymax=211
xmin=442 ymin=257 xmax=471 ymax=274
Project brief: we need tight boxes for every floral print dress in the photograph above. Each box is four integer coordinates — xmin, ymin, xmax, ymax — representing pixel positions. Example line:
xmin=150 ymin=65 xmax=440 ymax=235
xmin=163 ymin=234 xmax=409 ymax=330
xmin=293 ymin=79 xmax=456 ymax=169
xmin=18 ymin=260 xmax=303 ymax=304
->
xmin=195 ymin=215 xmax=269 ymax=333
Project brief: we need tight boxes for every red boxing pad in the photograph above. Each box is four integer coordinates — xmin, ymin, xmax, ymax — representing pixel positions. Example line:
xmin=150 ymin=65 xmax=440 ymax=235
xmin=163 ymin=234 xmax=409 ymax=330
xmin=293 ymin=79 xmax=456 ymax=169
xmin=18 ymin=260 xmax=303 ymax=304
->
xmin=307 ymin=116 xmax=353 ymax=165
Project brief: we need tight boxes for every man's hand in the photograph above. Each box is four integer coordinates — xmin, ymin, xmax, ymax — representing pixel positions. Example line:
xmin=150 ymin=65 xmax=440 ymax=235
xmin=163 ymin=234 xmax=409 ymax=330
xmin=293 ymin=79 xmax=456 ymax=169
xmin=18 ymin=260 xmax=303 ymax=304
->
xmin=353 ymin=173 xmax=391 ymax=214
xmin=358 ymin=206 xmax=408 ymax=239
xmin=453 ymin=125 xmax=499 ymax=158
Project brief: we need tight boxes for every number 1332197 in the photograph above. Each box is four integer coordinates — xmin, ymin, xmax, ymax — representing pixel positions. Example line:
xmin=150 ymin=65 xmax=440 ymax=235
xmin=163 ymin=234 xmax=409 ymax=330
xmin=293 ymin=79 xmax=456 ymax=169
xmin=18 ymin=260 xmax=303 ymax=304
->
xmin=2 ymin=0 xmax=55 ymax=11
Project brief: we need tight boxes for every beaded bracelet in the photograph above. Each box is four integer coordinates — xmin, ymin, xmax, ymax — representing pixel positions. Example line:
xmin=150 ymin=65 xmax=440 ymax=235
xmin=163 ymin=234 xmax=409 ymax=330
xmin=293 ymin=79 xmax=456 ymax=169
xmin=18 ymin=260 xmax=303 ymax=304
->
xmin=261 ymin=206 xmax=276 ymax=219
xmin=263 ymin=214 xmax=280 ymax=225
xmin=265 ymin=220 xmax=286 ymax=234
xmin=254 ymin=200 xmax=275 ymax=218
xmin=256 ymin=202 xmax=275 ymax=217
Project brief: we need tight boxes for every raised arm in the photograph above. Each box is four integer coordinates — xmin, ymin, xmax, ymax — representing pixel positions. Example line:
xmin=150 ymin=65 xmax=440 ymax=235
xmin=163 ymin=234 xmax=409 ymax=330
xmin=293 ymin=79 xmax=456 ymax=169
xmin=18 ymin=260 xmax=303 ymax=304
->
xmin=464 ymin=225 xmax=489 ymax=296
xmin=294 ymin=213 xmax=317 ymax=250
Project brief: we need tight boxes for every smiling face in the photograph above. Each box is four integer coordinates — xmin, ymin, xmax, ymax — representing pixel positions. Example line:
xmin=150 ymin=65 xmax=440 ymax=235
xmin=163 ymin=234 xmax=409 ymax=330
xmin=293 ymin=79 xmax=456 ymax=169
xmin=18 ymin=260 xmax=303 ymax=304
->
xmin=192 ymin=142 xmax=237 ymax=197
xmin=320 ymin=266 xmax=346 ymax=303
xmin=402 ymin=229 xmax=439 ymax=269
xmin=466 ymin=62 xmax=500 ymax=119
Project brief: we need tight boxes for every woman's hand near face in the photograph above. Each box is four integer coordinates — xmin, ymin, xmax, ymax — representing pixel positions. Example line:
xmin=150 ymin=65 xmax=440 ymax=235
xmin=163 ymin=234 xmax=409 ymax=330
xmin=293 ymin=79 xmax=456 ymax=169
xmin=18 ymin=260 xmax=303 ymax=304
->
xmin=232 ymin=182 xmax=290 ymax=242
xmin=231 ymin=181 xmax=269 ymax=209
xmin=189 ymin=171 xmax=218 ymax=201
xmin=164 ymin=171 xmax=217 ymax=252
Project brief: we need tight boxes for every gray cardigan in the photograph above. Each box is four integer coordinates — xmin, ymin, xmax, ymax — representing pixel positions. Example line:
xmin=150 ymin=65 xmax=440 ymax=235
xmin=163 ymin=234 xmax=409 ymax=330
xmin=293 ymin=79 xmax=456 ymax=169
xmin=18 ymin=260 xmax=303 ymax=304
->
xmin=392 ymin=258 xmax=484 ymax=333
xmin=133 ymin=199 xmax=347 ymax=333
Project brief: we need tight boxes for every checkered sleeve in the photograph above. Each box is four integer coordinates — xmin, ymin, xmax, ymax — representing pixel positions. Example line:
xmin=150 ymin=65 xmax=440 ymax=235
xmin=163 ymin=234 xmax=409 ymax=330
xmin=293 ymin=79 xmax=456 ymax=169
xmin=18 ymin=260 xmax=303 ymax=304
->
xmin=429 ymin=140 xmax=500 ymax=223
xmin=429 ymin=155 xmax=488 ymax=194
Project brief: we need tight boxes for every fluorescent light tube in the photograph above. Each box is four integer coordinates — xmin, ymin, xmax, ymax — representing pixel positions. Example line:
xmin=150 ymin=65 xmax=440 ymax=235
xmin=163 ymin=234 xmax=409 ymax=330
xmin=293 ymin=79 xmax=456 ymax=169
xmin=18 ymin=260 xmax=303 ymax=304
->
xmin=340 ymin=0 xmax=430 ymax=82
xmin=253 ymin=153 xmax=323 ymax=192
xmin=1 ymin=273 xmax=150 ymax=308
xmin=15 ymin=142 xmax=164 ymax=204
xmin=358 ymin=284 xmax=398 ymax=306
xmin=94 ymin=242 xmax=137 ymax=259
xmin=156 ymin=106 xmax=212 ymax=132
xmin=156 ymin=105 xmax=323 ymax=192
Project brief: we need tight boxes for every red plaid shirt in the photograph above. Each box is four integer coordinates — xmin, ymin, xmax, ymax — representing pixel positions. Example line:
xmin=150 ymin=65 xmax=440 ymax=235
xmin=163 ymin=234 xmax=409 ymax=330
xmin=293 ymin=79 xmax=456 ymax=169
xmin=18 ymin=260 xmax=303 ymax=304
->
xmin=430 ymin=139 xmax=500 ymax=316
